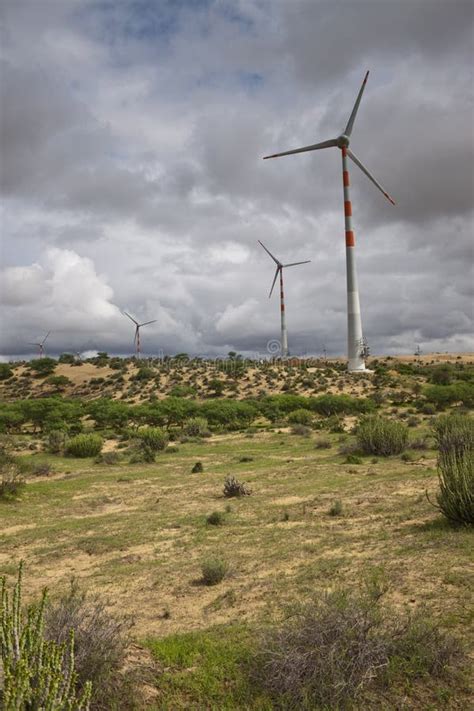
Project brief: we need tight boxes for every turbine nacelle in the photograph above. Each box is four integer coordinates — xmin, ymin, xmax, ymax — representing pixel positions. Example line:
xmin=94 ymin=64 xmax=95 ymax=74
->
xmin=337 ymin=134 xmax=350 ymax=149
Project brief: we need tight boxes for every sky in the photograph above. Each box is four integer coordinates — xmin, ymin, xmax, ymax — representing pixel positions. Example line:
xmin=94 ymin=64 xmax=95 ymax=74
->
xmin=0 ymin=0 xmax=473 ymax=359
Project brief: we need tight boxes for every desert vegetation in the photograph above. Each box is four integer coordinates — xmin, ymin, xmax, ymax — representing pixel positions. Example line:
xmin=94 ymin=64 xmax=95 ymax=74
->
xmin=0 ymin=353 xmax=472 ymax=708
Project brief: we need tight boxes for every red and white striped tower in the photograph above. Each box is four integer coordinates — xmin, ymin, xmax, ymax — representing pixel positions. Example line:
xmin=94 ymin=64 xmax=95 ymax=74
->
xmin=263 ymin=70 xmax=395 ymax=373
xmin=279 ymin=268 xmax=289 ymax=357
xmin=341 ymin=146 xmax=365 ymax=371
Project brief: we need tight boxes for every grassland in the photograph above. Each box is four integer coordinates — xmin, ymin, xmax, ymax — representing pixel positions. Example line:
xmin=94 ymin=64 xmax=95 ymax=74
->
xmin=1 ymin=354 xmax=473 ymax=709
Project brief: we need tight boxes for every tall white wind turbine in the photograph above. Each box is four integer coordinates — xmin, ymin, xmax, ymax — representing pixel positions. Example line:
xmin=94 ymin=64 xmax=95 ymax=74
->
xmin=29 ymin=331 xmax=50 ymax=358
xmin=258 ymin=240 xmax=310 ymax=357
xmin=263 ymin=71 xmax=395 ymax=372
xmin=123 ymin=313 xmax=157 ymax=359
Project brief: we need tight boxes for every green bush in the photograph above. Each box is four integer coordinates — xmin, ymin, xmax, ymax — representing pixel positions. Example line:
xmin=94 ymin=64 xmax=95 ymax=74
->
xmin=430 ymin=415 xmax=474 ymax=524
xmin=66 ymin=434 xmax=103 ymax=458
xmin=0 ymin=447 xmax=25 ymax=500
xmin=357 ymin=416 xmax=408 ymax=456
xmin=424 ymin=382 xmax=474 ymax=409
xmin=287 ymin=409 xmax=313 ymax=425
xmin=0 ymin=363 xmax=13 ymax=381
xmin=201 ymin=558 xmax=228 ymax=585
xmin=328 ymin=500 xmax=343 ymax=516
xmin=206 ymin=511 xmax=225 ymax=526
xmin=184 ymin=417 xmax=211 ymax=438
xmin=28 ymin=357 xmax=57 ymax=377
xmin=136 ymin=427 xmax=168 ymax=452
xmin=191 ymin=461 xmax=203 ymax=473
xmin=0 ymin=563 xmax=92 ymax=709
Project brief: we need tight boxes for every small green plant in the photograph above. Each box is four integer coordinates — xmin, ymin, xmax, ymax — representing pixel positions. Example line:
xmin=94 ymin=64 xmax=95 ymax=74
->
xmin=357 ymin=416 xmax=408 ymax=456
xmin=184 ymin=417 xmax=211 ymax=437
xmin=328 ymin=499 xmax=343 ymax=516
xmin=0 ymin=563 xmax=92 ymax=710
xmin=345 ymin=454 xmax=362 ymax=465
xmin=223 ymin=475 xmax=251 ymax=498
xmin=66 ymin=434 xmax=103 ymax=458
xmin=47 ymin=429 xmax=67 ymax=454
xmin=206 ymin=511 xmax=225 ymax=526
xmin=429 ymin=415 xmax=474 ymax=525
xmin=191 ymin=461 xmax=204 ymax=473
xmin=0 ymin=446 xmax=25 ymax=500
xmin=315 ymin=438 xmax=332 ymax=449
xmin=287 ymin=409 xmax=313 ymax=426
xmin=200 ymin=558 xmax=228 ymax=585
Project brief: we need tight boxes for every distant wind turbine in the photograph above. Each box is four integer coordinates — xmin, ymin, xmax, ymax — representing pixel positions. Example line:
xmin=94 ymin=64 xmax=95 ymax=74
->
xmin=123 ymin=313 xmax=156 ymax=359
xmin=258 ymin=240 xmax=310 ymax=357
xmin=29 ymin=331 xmax=50 ymax=358
xmin=263 ymin=71 xmax=395 ymax=372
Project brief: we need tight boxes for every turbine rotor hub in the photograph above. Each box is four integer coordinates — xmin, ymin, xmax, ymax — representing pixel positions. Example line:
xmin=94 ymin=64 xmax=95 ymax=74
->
xmin=337 ymin=134 xmax=350 ymax=148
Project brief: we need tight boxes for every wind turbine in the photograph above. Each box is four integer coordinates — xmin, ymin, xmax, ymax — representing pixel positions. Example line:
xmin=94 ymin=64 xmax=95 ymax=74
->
xmin=263 ymin=71 xmax=395 ymax=372
xmin=123 ymin=312 xmax=156 ymax=359
xmin=258 ymin=240 xmax=310 ymax=357
xmin=29 ymin=331 xmax=50 ymax=358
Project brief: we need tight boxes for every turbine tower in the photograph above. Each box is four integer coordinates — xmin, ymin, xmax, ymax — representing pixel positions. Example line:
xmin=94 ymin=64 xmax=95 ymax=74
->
xmin=258 ymin=240 xmax=310 ymax=357
xmin=263 ymin=71 xmax=395 ymax=372
xmin=123 ymin=313 xmax=157 ymax=359
xmin=29 ymin=331 xmax=50 ymax=358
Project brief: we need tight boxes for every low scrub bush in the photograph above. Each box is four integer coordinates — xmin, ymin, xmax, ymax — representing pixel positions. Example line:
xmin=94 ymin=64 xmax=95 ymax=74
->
xmin=45 ymin=579 xmax=136 ymax=711
xmin=66 ymin=433 xmax=103 ymax=458
xmin=429 ymin=414 xmax=474 ymax=525
xmin=206 ymin=511 xmax=225 ymax=526
xmin=191 ymin=461 xmax=203 ymax=473
xmin=315 ymin=438 xmax=332 ymax=449
xmin=328 ymin=500 xmax=343 ymax=516
xmin=1 ymin=563 xmax=92 ymax=709
xmin=256 ymin=588 xmax=462 ymax=710
xmin=200 ymin=558 xmax=228 ymax=585
xmin=223 ymin=475 xmax=251 ymax=498
xmin=291 ymin=424 xmax=311 ymax=437
xmin=47 ymin=429 xmax=67 ymax=453
xmin=357 ymin=416 xmax=408 ymax=456
xmin=287 ymin=409 xmax=313 ymax=426
xmin=184 ymin=417 xmax=211 ymax=438
xmin=0 ymin=446 xmax=25 ymax=500
xmin=95 ymin=451 xmax=122 ymax=466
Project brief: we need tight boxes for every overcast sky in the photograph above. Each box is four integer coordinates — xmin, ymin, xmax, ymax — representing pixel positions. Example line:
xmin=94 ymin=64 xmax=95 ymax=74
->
xmin=0 ymin=0 xmax=473 ymax=359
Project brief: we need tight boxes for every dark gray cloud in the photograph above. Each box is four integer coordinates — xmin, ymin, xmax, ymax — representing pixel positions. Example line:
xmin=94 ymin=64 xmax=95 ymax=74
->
xmin=0 ymin=0 xmax=472 ymax=359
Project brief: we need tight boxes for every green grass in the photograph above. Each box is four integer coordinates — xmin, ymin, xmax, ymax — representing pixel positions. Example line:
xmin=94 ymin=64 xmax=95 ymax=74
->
xmin=146 ymin=625 xmax=272 ymax=710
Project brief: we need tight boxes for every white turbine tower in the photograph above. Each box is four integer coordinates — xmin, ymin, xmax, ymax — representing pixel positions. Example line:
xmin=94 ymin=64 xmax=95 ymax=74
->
xmin=258 ymin=240 xmax=310 ymax=357
xmin=29 ymin=331 xmax=50 ymax=358
xmin=263 ymin=71 xmax=395 ymax=372
xmin=123 ymin=313 xmax=157 ymax=359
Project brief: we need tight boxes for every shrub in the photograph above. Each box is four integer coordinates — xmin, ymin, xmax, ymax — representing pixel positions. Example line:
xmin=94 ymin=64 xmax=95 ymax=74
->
xmin=223 ymin=475 xmax=251 ymax=498
xmin=0 ymin=363 xmax=13 ymax=380
xmin=45 ymin=579 xmax=136 ymax=711
xmin=357 ymin=416 xmax=408 ymax=456
xmin=200 ymin=558 xmax=228 ymax=585
xmin=256 ymin=589 xmax=462 ymax=710
xmin=135 ymin=427 xmax=169 ymax=462
xmin=95 ymin=451 xmax=122 ymax=466
xmin=31 ymin=462 xmax=53 ymax=476
xmin=287 ymin=409 xmax=313 ymax=426
xmin=345 ymin=454 xmax=362 ymax=465
xmin=315 ymin=438 xmax=332 ymax=449
xmin=206 ymin=511 xmax=225 ymax=526
xmin=0 ymin=447 xmax=25 ymax=500
xmin=291 ymin=424 xmax=311 ymax=437
xmin=48 ymin=429 xmax=67 ymax=453
xmin=191 ymin=461 xmax=203 ymax=473
xmin=328 ymin=500 xmax=343 ymax=516
xmin=66 ymin=434 xmax=103 ymax=458
xmin=28 ymin=357 xmax=57 ymax=377
xmin=1 ymin=564 xmax=92 ymax=709
xmin=429 ymin=415 xmax=474 ymax=525
xmin=184 ymin=417 xmax=211 ymax=438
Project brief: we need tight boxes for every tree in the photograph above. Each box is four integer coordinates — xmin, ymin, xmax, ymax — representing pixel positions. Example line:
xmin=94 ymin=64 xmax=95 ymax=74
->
xmin=28 ymin=358 xmax=57 ymax=377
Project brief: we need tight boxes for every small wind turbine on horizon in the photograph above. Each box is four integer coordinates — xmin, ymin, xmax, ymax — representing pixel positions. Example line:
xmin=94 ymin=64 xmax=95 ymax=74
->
xmin=258 ymin=240 xmax=310 ymax=357
xmin=29 ymin=331 xmax=50 ymax=358
xmin=123 ymin=312 xmax=156 ymax=359
xmin=263 ymin=70 xmax=395 ymax=372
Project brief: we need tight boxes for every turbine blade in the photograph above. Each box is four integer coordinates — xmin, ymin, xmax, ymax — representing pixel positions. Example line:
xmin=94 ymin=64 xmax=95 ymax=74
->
xmin=269 ymin=267 xmax=280 ymax=298
xmin=347 ymin=149 xmax=396 ymax=205
xmin=124 ymin=311 xmax=138 ymax=325
xmin=140 ymin=320 xmax=157 ymax=327
xmin=283 ymin=260 xmax=311 ymax=268
xmin=263 ymin=138 xmax=337 ymax=160
xmin=258 ymin=240 xmax=280 ymax=265
xmin=42 ymin=331 xmax=51 ymax=344
xmin=344 ymin=70 xmax=369 ymax=137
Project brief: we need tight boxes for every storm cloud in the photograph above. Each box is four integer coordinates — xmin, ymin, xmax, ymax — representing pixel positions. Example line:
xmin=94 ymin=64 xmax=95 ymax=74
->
xmin=0 ymin=0 xmax=473 ymax=358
